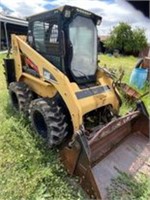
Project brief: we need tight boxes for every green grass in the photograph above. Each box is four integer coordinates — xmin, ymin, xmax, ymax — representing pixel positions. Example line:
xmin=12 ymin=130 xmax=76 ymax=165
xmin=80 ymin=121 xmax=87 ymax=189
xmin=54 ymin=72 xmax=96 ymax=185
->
xmin=0 ymin=53 xmax=149 ymax=200
xmin=99 ymin=54 xmax=150 ymax=114
xmin=0 ymin=54 xmax=85 ymax=200
xmin=99 ymin=54 xmax=150 ymax=200
xmin=107 ymin=172 xmax=150 ymax=200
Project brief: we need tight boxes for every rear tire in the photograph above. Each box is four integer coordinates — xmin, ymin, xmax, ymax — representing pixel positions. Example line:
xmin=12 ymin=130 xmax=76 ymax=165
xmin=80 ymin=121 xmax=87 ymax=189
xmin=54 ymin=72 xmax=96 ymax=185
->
xmin=29 ymin=98 xmax=68 ymax=147
xmin=9 ymin=82 xmax=32 ymax=116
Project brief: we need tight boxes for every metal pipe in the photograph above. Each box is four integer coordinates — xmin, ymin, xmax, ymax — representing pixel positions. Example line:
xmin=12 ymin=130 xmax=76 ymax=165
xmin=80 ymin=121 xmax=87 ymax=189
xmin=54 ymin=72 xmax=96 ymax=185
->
xmin=4 ymin=22 xmax=9 ymax=49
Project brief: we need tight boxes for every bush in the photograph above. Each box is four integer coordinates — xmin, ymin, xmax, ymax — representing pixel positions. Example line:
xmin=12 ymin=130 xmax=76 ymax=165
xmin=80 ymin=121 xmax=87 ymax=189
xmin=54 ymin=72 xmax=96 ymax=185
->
xmin=104 ymin=22 xmax=148 ymax=55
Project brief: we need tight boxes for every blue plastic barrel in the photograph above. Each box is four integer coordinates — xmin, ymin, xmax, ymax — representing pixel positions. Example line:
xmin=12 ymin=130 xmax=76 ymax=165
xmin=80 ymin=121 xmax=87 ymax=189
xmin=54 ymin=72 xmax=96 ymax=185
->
xmin=129 ymin=68 xmax=148 ymax=89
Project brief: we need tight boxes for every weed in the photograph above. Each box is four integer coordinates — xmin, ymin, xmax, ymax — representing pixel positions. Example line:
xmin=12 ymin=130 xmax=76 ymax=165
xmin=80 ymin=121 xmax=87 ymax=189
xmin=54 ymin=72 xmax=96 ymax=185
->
xmin=107 ymin=172 xmax=150 ymax=200
xmin=0 ymin=54 xmax=149 ymax=199
xmin=0 ymin=54 xmax=85 ymax=200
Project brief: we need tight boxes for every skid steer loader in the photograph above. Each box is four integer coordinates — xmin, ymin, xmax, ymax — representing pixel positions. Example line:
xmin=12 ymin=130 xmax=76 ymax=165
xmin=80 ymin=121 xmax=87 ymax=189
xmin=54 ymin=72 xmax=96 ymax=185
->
xmin=3 ymin=5 xmax=150 ymax=199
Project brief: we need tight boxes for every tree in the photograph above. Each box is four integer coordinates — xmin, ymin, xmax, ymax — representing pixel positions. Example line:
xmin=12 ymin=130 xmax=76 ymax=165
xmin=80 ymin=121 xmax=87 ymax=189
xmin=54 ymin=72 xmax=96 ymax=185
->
xmin=132 ymin=28 xmax=148 ymax=55
xmin=104 ymin=22 xmax=148 ymax=55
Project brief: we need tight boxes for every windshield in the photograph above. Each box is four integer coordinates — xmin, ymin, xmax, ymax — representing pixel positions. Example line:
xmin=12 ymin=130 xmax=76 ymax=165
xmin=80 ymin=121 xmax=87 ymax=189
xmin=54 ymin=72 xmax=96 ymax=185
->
xmin=69 ymin=16 xmax=97 ymax=78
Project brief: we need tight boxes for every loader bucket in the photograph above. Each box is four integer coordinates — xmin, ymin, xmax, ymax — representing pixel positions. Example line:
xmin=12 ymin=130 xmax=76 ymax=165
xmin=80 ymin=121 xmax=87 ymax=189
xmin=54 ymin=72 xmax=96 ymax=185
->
xmin=60 ymin=110 xmax=150 ymax=199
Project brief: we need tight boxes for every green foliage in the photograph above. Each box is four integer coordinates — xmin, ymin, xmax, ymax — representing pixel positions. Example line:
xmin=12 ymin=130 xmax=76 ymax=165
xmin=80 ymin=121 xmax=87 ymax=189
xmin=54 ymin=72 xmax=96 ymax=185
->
xmin=0 ymin=54 xmax=149 ymax=199
xmin=104 ymin=22 xmax=148 ymax=55
xmin=99 ymin=54 xmax=150 ymax=114
xmin=0 ymin=111 xmax=85 ymax=200
xmin=132 ymin=28 xmax=148 ymax=54
xmin=107 ymin=172 xmax=150 ymax=200
xmin=0 ymin=54 xmax=85 ymax=200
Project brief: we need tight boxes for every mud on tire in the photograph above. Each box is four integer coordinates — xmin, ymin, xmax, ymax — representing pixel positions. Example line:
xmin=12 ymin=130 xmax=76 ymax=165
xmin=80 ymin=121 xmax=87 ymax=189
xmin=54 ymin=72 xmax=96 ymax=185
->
xmin=9 ymin=82 xmax=33 ymax=116
xmin=29 ymin=98 xmax=68 ymax=147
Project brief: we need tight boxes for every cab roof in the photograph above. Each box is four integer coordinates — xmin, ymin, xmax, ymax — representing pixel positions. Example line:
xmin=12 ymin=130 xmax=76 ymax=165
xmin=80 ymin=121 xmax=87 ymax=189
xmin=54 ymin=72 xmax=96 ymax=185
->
xmin=27 ymin=5 xmax=102 ymax=23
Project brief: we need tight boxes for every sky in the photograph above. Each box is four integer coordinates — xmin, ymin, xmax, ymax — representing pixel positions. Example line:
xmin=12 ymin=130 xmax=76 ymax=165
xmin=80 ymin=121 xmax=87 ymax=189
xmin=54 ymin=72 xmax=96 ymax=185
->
xmin=0 ymin=0 xmax=150 ymax=42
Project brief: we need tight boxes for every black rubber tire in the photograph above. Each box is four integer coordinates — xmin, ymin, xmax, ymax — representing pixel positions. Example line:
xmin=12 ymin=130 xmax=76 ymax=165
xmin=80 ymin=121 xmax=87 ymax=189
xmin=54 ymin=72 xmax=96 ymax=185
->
xmin=9 ymin=82 xmax=33 ymax=116
xmin=29 ymin=98 xmax=68 ymax=147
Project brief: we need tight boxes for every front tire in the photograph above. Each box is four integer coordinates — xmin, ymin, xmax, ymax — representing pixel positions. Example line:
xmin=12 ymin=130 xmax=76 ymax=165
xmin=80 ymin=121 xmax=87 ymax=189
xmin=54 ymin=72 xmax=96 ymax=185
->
xmin=29 ymin=98 xmax=68 ymax=147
